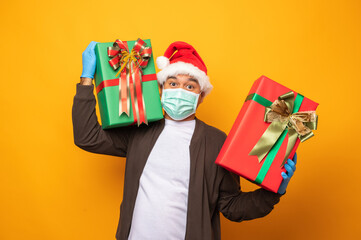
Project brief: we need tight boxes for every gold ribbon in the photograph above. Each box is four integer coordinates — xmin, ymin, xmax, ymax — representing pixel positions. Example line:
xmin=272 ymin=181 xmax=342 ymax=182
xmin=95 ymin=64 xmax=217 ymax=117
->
xmin=115 ymin=49 xmax=142 ymax=78
xmin=249 ymin=91 xmax=318 ymax=167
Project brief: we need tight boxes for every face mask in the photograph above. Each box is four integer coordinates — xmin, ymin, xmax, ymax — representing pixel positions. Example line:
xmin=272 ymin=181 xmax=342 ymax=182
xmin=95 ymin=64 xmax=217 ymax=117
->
xmin=161 ymin=88 xmax=201 ymax=121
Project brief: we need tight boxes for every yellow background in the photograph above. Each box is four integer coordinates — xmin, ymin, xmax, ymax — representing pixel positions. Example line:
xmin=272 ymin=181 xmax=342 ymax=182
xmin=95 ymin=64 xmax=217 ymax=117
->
xmin=1 ymin=0 xmax=360 ymax=239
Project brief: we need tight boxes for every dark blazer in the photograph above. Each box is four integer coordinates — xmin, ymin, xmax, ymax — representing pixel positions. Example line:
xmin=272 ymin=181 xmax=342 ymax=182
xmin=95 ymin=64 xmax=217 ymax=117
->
xmin=72 ymin=83 xmax=283 ymax=240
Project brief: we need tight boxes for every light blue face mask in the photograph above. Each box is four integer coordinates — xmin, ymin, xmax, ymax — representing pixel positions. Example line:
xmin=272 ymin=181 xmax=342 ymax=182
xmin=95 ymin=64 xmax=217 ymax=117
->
xmin=161 ymin=88 xmax=201 ymax=121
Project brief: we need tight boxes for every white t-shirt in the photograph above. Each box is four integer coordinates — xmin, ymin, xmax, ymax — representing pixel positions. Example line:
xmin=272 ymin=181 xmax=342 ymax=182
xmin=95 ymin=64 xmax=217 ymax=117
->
xmin=128 ymin=118 xmax=196 ymax=240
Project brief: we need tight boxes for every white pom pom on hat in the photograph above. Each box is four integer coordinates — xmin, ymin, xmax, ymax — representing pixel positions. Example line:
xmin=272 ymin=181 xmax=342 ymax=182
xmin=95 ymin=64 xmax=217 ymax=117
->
xmin=156 ymin=41 xmax=213 ymax=96
xmin=156 ymin=56 xmax=170 ymax=70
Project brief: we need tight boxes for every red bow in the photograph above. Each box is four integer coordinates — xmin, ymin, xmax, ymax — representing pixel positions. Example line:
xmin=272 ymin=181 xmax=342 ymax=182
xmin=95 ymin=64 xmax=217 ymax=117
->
xmin=107 ymin=38 xmax=152 ymax=126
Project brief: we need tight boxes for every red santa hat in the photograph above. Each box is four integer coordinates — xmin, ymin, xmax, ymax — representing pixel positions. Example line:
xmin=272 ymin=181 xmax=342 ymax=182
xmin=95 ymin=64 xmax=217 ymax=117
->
xmin=156 ymin=41 xmax=213 ymax=96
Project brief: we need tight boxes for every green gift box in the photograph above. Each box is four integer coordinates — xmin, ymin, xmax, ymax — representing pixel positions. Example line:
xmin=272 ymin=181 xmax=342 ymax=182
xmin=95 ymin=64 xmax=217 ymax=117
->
xmin=94 ymin=39 xmax=164 ymax=129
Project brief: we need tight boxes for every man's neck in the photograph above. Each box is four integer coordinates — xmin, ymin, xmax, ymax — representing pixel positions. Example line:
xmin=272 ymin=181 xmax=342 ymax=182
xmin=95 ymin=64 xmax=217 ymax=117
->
xmin=164 ymin=113 xmax=196 ymax=122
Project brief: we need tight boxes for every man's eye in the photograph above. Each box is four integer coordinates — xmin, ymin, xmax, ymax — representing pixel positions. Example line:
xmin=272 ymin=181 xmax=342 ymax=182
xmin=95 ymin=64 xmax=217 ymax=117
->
xmin=170 ymin=82 xmax=176 ymax=86
xmin=186 ymin=85 xmax=194 ymax=89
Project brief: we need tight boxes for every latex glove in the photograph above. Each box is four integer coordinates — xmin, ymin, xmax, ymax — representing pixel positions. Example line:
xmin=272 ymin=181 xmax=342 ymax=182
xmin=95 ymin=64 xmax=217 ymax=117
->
xmin=278 ymin=152 xmax=297 ymax=195
xmin=81 ymin=41 xmax=98 ymax=79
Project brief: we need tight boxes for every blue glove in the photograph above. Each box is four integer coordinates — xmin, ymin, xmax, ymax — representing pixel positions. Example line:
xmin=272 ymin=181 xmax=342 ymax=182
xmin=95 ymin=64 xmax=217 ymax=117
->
xmin=278 ymin=152 xmax=297 ymax=195
xmin=81 ymin=41 xmax=98 ymax=79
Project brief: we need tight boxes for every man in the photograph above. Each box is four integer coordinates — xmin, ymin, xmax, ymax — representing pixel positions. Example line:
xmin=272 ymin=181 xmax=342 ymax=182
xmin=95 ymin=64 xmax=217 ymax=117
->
xmin=72 ymin=40 xmax=297 ymax=240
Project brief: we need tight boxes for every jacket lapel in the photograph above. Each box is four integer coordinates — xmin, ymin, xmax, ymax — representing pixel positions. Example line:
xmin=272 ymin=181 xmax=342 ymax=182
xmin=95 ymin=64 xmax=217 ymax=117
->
xmin=185 ymin=117 xmax=208 ymax=239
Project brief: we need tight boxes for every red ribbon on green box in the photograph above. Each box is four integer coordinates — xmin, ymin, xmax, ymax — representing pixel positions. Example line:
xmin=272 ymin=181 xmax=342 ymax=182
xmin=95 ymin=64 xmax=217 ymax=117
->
xmin=96 ymin=38 xmax=153 ymax=126
xmin=245 ymin=91 xmax=318 ymax=184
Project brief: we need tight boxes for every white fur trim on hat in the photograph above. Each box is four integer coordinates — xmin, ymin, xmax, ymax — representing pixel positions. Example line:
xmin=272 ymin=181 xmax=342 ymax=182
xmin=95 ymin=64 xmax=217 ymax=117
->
xmin=156 ymin=56 xmax=170 ymax=70
xmin=156 ymin=61 xmax=213 ymax=96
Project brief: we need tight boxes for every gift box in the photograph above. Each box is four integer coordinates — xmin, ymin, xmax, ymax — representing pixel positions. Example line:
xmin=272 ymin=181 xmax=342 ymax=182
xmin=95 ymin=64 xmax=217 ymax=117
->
xmin=215 ymin=75 xmax=319 ymax=193
xmin=94 ymin=38 xmax=164 ymax=129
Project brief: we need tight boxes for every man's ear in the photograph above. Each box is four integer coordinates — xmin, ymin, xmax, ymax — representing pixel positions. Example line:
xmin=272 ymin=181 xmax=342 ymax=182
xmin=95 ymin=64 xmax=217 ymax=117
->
xmin=198 ymin=92 xmax=206 ymax=105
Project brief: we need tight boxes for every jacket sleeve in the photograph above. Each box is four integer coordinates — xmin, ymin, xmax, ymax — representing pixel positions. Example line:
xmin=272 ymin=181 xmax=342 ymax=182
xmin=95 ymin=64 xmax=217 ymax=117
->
xmin=217 ymin=167 xmax=283 ymax=222
xmin=72 ymin=83 xmax=135 ymax=157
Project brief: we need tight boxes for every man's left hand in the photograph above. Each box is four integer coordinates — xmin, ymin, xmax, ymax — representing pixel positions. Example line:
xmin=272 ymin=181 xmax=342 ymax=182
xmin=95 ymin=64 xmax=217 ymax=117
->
xmin=277 ymin=152 xmax=297 ymax=195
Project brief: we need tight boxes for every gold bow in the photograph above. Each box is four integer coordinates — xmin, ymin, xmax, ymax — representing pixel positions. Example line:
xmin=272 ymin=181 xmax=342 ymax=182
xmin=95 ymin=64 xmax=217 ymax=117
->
xmin=114 ymin=49 xmax=142 ymax=78
xmin=249 ymin=91 xmax=318 ymax=167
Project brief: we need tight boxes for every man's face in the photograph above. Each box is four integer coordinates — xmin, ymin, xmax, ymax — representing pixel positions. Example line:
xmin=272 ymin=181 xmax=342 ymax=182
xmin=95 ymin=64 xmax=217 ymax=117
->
xmin=161 ymin=74 xmax=205 ymax=107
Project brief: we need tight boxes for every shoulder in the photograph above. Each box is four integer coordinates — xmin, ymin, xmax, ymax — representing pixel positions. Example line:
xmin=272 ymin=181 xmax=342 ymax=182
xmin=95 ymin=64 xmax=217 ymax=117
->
xmin=196 ymin=118 xmax=227 ymax=144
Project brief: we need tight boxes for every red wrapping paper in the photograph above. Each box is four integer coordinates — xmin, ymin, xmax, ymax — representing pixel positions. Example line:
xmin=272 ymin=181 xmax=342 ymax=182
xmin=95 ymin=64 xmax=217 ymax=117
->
xmin=215 ymin=75 xmax=319 ymax=193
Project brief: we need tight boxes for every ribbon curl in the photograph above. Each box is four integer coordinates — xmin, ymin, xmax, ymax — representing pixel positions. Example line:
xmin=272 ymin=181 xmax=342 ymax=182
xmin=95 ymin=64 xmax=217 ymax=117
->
xmin=249 ymin=91 xmax=318 ymax=167
xmin=107 ymin=38 xmax=152 ymax=126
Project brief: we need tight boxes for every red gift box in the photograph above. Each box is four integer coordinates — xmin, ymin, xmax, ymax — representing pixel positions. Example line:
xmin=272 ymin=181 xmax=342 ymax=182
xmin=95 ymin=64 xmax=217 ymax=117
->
xmin=215 ymin=75 xmax=319 ymax=193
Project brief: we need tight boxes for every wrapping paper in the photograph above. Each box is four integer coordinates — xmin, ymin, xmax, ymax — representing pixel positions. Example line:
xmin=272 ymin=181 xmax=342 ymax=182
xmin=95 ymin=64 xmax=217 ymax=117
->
xmin=215 ymin=75 xmax=319 ymax=193
xmin=94 ymin=39 xmax=163 ymax=129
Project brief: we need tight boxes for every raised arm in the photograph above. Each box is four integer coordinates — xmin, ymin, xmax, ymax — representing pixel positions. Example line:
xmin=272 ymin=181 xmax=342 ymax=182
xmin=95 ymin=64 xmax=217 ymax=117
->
xmin=216 ymin=168 xmax=283 ymax=222
xmin=72 ymin=82 xmax=134 ymax=157
xmin=72 ymin=41 xmax=135 ymax=157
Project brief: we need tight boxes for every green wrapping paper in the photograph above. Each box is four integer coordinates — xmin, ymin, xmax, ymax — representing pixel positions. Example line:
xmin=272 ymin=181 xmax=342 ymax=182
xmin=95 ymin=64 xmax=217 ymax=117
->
xmin=94 ymin=39 xmax=164 ymax=129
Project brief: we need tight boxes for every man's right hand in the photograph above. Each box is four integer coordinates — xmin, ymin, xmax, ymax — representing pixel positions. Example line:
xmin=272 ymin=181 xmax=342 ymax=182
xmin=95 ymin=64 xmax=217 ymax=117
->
xmin=80 ymin=41 xmax=98 ymax=83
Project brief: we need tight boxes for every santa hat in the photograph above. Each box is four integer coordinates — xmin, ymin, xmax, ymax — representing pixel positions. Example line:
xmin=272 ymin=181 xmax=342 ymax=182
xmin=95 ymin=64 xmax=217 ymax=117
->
xmin=156 ymin=41 xmax=213 ymax=96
